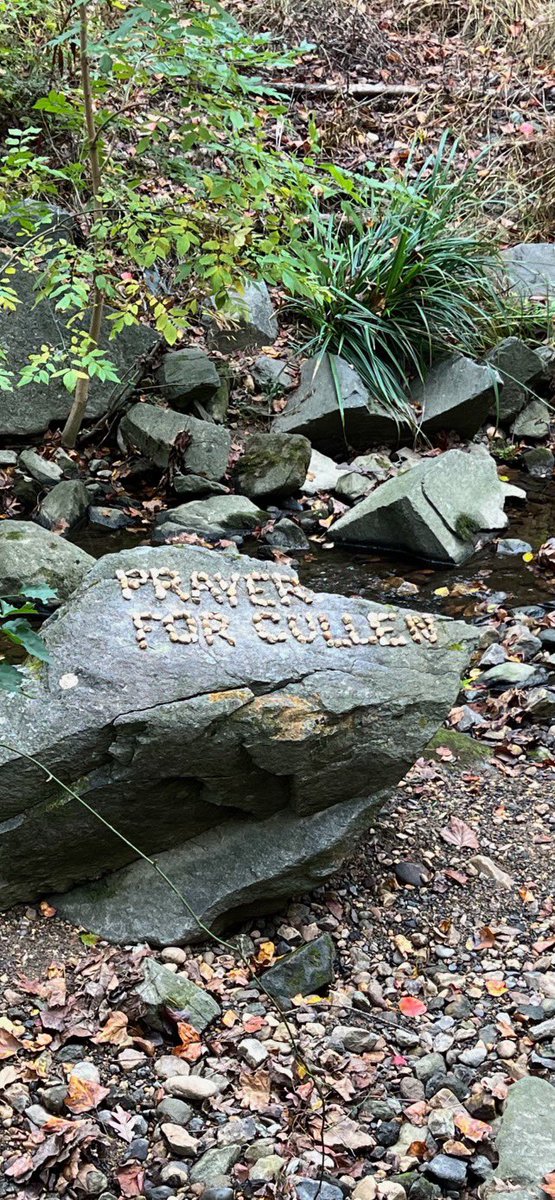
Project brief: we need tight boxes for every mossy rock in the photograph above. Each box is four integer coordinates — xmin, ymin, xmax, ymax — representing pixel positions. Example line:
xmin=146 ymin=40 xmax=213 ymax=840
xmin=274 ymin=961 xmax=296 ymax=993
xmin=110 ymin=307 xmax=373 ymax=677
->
xmin=425 ymin=728 xmax=494 ymax=767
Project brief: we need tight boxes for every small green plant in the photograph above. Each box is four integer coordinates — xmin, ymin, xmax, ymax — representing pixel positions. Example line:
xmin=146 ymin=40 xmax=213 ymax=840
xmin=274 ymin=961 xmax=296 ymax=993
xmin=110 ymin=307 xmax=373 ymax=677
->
xmin=287 ymin=136 xmax=552 ymax=425
xmin=0 ymin=585 xmax=55 ymax=690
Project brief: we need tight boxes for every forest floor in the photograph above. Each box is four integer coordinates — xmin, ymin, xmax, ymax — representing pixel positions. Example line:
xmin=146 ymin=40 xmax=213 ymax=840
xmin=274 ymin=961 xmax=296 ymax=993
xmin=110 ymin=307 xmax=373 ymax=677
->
xmin=2 ymin=751 xmax=555 ymax=1198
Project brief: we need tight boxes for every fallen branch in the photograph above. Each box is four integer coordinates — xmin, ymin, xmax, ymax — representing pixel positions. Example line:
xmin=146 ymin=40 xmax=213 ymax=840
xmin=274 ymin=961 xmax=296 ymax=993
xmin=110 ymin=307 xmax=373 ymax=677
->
xmin=269 ymin=79 xmax=420 ymax=97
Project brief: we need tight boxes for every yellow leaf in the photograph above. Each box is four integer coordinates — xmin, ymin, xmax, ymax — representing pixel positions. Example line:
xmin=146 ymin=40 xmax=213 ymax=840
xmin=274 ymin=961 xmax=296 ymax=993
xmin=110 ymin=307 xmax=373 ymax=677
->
xmin=255 ymin=940 xmax=275 ymax=965
xmin=499 ymin=475 xmax=510 ymax=482
xmin=394 ymin=934 xmax=413 ymax=956
xmin=523 ymin=552 xmax=534 ymax=562
xmin=486 ymin=979 xmax=508 ymax=996
xmin=222 ymin=1010 xmax=238 ymax=1027
xmin=433 ymin=586 xmax=450 ymax=597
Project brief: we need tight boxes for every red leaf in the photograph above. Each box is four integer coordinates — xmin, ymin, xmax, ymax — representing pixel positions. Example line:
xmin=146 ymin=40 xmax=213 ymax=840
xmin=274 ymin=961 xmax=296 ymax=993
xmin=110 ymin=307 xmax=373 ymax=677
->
xmin=117 ymin=1163 xmax=145 ymax=1197
xmin=399 ymin=996 xmax=427 ymax=1017
xmin=440 ymin=815 xmax=479 ymax=850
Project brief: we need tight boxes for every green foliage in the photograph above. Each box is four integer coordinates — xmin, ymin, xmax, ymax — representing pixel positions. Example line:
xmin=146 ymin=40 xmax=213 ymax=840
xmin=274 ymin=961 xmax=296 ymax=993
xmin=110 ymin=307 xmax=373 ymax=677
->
xmin=0 ymin=0 xmax=363 ymax=389
xmin=0 ymin=590 xmax=53 ymax=691
xmin=287 ymin=136 xmax=537 ymax=423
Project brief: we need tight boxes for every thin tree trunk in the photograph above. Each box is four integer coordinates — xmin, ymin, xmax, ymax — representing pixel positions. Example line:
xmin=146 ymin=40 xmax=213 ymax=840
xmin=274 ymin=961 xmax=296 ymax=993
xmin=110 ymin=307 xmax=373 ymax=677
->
xmin=61 ymin=2 xmax=103 ymax=449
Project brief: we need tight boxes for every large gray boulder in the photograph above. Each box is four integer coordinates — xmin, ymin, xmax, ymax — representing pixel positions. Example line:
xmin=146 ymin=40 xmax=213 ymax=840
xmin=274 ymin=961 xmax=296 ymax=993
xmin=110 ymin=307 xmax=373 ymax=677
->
xmin=0 ymin=544 xmax=475 ymax=943
xmin=235 ymin=432 xmax=311 ymax=501
xmin=502 ymin=243 xmax=555 ymax=298
xmin=205 ymin=282 xmax=278 ymax=352
xmin=332 ymin=448 xmax=517 ymax=565
xmin=486 ymin=337 xmax=544 ymax=423
xmin=36 ymin=479 xmax=89 ymax=532
xmin=153 ymin=495 xmax=268 ymax=542
xmin=0 ymin=267 xmax=160 ymax=437
xmin=273 ymin=355 xmax=405 ymax=453
xmin=414 ymin=355 xmax=502 ymax=438
xmin=490 ymin=1076 xmax=555 ymax=1200
xmin=0 ymin=520 xmax=93 ymax=603
xmin=119 ymin=403 xmax=230 ymax=478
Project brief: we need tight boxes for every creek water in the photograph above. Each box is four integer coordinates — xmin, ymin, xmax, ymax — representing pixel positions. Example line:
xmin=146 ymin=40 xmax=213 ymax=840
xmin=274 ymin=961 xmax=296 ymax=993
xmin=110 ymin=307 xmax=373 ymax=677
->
xmin=70 ymin=465 xmax=555 ymax=624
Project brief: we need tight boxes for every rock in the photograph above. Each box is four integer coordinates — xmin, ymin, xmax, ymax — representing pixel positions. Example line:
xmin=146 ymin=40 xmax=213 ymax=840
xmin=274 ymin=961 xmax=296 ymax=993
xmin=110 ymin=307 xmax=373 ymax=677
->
xmin=0 ymin=200 xmax=78 ymax=246
xmin=427 ymin=1109 xmax=455 ymax=1140
xmin=135 ymin=959 xmax=220 ymax=1031
xmin=478 ymin=661 xmax=540 ymax=687
xmin=529 ymin=1016 xmax=555 ymax=1041
xmin=409 ymin=1181 xmax=440 ymax=1200
xmin=155 ymin=1055 xmax=190 ymax=1080
xmin=26 ymin=1103 xmax=51 ymax=1126
xmin=414 ymin=355 xmax=502 ymax=438
xmin=502 ymin=243 xmax=555 ymax=298
xmin=80 ymin=1168 xmax=109 ymax=1194
xmin=296 ymin=1181 xmax=344 ymax=1200
xmin=265 ymin=518 xmax=310 ymax=551
xmin=0 ymin=267 xmax=159 ymax=436
xmin=163 ymin=1075 xmax=219 ymax=1102
xmin=156 ymin=349 xmax=220 ymax=409
xmin=54 ymin=448 xmax=79 ymax=478
xmin=274 ymin=354 xmax=405 ymax=454
xmin=0 ymin=544 xmax=474 ymax=939
xmin=37 ymin=480 xmax=89 ymax=532
xmin=189 ymin=1144 xmax=242 ymax=1184
xmin=0 ymin=520 xmax=93 ymax=603
xmin=329 ymin=1025 xmax=379 ymax=1053
xmin=0 ymin=450 xmax=17 ymax=466
xmin=332 ymin=448 xmax=512 ymax=565
xmin=235 ymin=432 xmax=311 ymax=501
xmin=505 ymin=623 xmax=542 ymax=660
xmin=479 ymin=643 xmax=508 ymax=667
xmin=160 ymin=946 xmax=187 ymax=965
xmin=18 ymin=449 xmax=63 ymax=487
xmin=250 ymin=1155 xmax=284 ymax=1181
xmin=512 ymin=399 xmax=551 ymax=440
xmin=262 ymin=934 xmax=335 ymax=1005
xmin=469 ymin=855 xmax=514 ymax=889
xmin=238 ymin=1038 xmax=268 ymax=1067
xmin=89 ymin=506 xmax=130 ymax=531
xmin=301 ymin=449 xmax=344 ymax=496
xmin=493 ymin=1076 xmax=555 ymax=1192
xmin=172 ymin=474 xmax=228 ymax=498
xmin=426 ymin=1156 xmax=467 ymax=1188
xmin=497 ymin=538 xmax=532 ymax=556
xmin=156 ymin=1098 xmax=193 ymax=1126
xmin=486 ymin=338 xmax=543 ymax=423
xmin=525 ymin=687 xmax=555 ymax=718
xmin=119 ymin=403 xmax=230 ymax=478
xmin=154 ymin=495 xmax=267 ymax=543
xmin=335 ymin=472 xmax=374 ymax=503
xmin=458 ymin=1041 xmax=487 ymax=1067
xmin=245 ymin=1139 xmax=275 ymax=1162
xmin=414 ymin=1053 xmax=445 ymax=1082
xmin=253 ymin=356 xmax=295 ymax=392
xmin=161 ymin=1123 xmax=198 ymax=1156
xmin=394 ymin=861 xmax=429 ymax=887
xmin=201 ymin=1189 xmax=234 ymax=1200
xmin=376 ymin=1120 xmax=400 ymax=1147
xmin=523 ymin=447 xmax=554 ymax=477
xmin=353 ymin=1180 xmax=377 ymax=1200
xmin=206 ymin=282 xmax=277 ymax=352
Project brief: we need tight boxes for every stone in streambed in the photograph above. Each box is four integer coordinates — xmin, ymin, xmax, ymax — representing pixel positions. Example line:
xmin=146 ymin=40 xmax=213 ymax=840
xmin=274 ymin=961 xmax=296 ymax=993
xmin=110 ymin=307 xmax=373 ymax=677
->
xmin=491 ymin=1076 xmax=555 ymax=1195
xmin=502 ymin=243 xmax=555 ymax=299
xmin=426 ymin=1156 xmax=467 ymax=1188
xmin=262 ymin=933 xmax=334 ymax=1006
xmin=0 ymin=519 xmax=93 ymax=603
xmin=0 ymin=544 xmax=475 ymax=941
xmin=18 ymin=449 xmax=63 ymax=487
xmin=301 ymin=449 xmax=344 ymax=496
xmin=496 ymin=538 xmax=533 ymax=556
xmin=156 ymin=348 xmax=220 ymax=409
xmin=235 ymin=432 xmax=311 ymax=501
xmin=265 ymin=518 xmax=310 ymax=551
xmin=153 ymin=495 xmax=267 ymax=542
xmin=274 ymin=354 xmax=405 ymax=454
xmin=523 ymin=447 xmax=554 ymax=477
xmin=253 ymin=355 xmax=295 ymax=392
xmin=333 ymin=447 xmax=513 ymax=565
xmin=134 ymin=958 xmax=220 ymax=1031
xmin=189 ymin=1144 xmax=242 ymax=1184
xmin=512 ymin=399 xmax=551 ymax=440
xmin=486 ymin=337 xmax=544 ymax=423
xmin=37 ymin=480 xmax=89 ymax=532
xmin=415 ymin=355 xmax=502 ymax=438
xmin=119 ymin=403 xmax=230 ymax=477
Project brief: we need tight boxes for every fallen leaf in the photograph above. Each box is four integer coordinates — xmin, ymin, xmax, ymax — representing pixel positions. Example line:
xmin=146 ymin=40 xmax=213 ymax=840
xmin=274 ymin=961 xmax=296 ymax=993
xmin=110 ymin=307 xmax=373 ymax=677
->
xmin=117 ymin=1163 xmax=145 ymax=1196
xmin=440 ymin=815 xmax=480 ymax=850
xmin=93 ymin=1011 xmax=132 ymax=1047
xmin=486 ymin=979 xmax=508 ymax=996
xmin=65 ymin=1073 xmax=110 ymax=1114
xmin=454 ymin=1112 xmax=493 ymax=1141
xmin=254 ymin=940 xmax=276 ymax=965
xmin=238 ymin=1068 xmax=271 ymax=1111
xmin=324 ymin=1115 xmax=374 ymax=1151
xmin=243 ymin=1014 xmax=266 ymax=1033
xmin=543 ymin=1172 xmax=555 ymax=1198
xmin=0 ymin=1025 xmax=23 ymax=1060
xmin=39 ymin=900 xmax=56 ymax=918
xmin=173 ymin=1021 xmax=202 ymax=1062
xmin=399 ymin=996 xmax=427 ymax=1017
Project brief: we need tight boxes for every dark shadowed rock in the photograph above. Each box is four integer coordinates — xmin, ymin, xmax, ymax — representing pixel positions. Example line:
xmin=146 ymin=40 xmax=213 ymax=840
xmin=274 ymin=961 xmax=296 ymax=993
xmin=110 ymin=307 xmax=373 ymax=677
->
xmin=18 ymin=450 xmax=63 ymax=487
xmin=512 ymin=399 xmax=551 ymax=440
xmin=273 ymin=354 xmax=405 ymax=453
xmin=252 ymin=356 xmax=295 ymax=392
xmin=486 ymin=337 xmax=544 ymax=423
xmin=235 ymin=432 xmax=311 ymax=501
xmin=119 ymin=403 xmax=230 ymax=477
xmin=155 ymin=349 xmax=220 ymax=409
xmin=523 ymin=447 xmax=554 ymax=476
xmin=332 ymin=448 xmax=515 ymax=565
xmin=0 ymin=520 xmax=93 ymax=602
xmin=414 ymin=355 xmax=502 ymax=438
xmin=0 ymin=267 xmax=160 ymax=437
xmin=205 ymin=282 xmax=277 ymax=352
xmin=262 ymin=934 xmax=334 ymax=1005
xmin=0 ymin=545 xmax=475 ymax=944
xmin=37 ymin=480 xmax=89 ymax=532
xmin=265 ymin=518 xmax=310 ymax=551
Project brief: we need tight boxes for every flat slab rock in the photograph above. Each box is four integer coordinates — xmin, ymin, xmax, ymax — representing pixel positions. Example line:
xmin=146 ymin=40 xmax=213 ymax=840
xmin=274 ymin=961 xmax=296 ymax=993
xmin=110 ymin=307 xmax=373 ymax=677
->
xmin=0 ymin=545 xmax=475 ymax=944
xmin=489 ymin=1076 xmax=555 ymax=1199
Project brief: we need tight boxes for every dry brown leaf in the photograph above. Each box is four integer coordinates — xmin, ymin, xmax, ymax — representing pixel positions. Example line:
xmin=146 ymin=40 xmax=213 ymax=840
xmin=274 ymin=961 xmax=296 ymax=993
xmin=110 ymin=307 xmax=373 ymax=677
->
xmin=454 ymin=1112 xmax=493 ymax=1141
xmin=93 ymin=1010 xmax=132 ymax=1047
xmin=65 ymin=1073 xmax=110 ymax=1114
xmin=0 ymin=1024 xmax=23 ymax=1060
xmin=440 ymin=815 xmax=480 ymax=850
xmin=238 ymin=1068 xmax=271 ymax=1111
